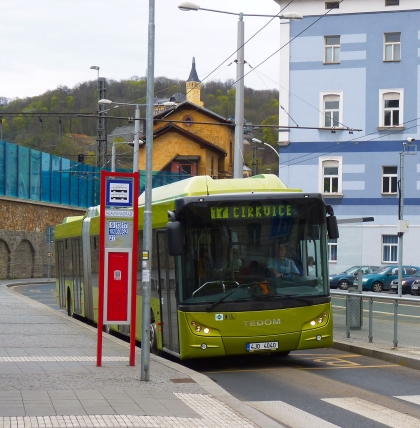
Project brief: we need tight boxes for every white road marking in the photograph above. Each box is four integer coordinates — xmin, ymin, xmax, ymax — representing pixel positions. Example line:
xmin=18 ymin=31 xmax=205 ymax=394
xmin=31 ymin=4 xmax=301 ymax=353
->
xmin=246 ymin=400 xmax=340 ymax=428
xmin=322 ymin=397 xmax=420 ymax=428
xmin=0 ymin=356 xmax=128 ymax=362
xmin=395 ymin=395 xmax=420 ymax=405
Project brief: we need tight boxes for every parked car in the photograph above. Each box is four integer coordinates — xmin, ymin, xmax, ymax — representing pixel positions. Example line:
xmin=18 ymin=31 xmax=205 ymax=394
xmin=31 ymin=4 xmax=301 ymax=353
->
xmin=353 ymin=265 xmax=420 ymax=292
xmin=390 ymin=271 xmax=420 ymax=295
xmin=329 ymin=265 xmax=380 ymax=290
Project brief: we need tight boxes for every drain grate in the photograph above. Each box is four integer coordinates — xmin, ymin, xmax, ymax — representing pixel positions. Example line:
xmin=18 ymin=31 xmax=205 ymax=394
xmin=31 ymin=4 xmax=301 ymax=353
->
xmin=170 ymin=378 xmax=196 ymax=383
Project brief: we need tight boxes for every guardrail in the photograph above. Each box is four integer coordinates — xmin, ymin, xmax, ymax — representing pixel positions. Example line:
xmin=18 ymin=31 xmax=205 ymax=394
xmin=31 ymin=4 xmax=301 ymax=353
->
xmin=330 ymin=289 xmax=420 ymax=348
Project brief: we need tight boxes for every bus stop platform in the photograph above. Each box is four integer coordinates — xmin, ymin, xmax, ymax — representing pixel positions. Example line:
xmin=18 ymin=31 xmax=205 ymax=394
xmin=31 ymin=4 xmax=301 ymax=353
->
xmin=0 ymin=280 xmax=282 ymax=428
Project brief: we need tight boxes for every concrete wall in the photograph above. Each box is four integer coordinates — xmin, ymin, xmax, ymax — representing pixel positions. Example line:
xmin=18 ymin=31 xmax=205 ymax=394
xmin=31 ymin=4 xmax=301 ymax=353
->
xmin=0 ymin=197 xmax=85 ymax=279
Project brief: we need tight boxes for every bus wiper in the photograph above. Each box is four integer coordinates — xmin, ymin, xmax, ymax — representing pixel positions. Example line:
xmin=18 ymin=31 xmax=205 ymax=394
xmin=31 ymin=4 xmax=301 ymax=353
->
xmin=206 ymin=282 xmax=258 ymax=311
xmin=281 ymin=294 xmax=313 ymax=304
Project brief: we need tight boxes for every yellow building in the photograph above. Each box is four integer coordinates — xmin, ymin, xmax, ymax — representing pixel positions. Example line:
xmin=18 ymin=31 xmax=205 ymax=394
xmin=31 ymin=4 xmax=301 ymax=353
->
xmin=138 ymin=58 xmax=235 ymax=178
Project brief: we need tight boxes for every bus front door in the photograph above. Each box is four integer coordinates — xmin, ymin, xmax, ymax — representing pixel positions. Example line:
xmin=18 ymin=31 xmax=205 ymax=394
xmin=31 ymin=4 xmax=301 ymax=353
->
xmin=156 ymin=231 xmax=179 ymax=355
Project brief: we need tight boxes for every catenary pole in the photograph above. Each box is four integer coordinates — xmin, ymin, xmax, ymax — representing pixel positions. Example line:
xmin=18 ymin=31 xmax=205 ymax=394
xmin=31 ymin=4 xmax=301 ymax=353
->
xmin=233 ymin=13 xmax=245 ymax=178
xmin=141 ymin=0 xmax=155 ymax=382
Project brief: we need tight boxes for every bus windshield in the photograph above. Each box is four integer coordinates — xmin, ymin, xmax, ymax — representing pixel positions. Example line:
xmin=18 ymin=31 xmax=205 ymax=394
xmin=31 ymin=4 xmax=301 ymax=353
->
xmin=177 ymin=197 xmax=328 ymax=305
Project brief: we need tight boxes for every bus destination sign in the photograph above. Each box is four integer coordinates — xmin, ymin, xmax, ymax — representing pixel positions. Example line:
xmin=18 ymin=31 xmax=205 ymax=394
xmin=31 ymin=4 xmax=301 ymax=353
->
xmin=210 ymin=204 xmax=293 ymax=220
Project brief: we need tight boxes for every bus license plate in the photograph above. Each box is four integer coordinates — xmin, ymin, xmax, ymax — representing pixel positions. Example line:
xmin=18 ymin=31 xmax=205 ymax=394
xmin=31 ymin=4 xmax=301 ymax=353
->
xmin=246 ymin=341 xmax=278 ymax=352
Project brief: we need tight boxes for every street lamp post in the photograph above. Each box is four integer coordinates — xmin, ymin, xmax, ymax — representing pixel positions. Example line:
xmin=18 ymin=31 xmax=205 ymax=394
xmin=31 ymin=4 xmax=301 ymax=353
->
xmin=251 ymin=138 xmax=279 ymax=176
xmin=252 ymin=138 xmax=280 ymax=159
xmin=141 ymin=0 xmax=156 ymax=382
xmin=98 ymin=99 xmax=145 ymax=173
xmin=90 ymin=65 xmax=100 ymax=82
xmin=178 ymin=2 xmax=302 ymax=178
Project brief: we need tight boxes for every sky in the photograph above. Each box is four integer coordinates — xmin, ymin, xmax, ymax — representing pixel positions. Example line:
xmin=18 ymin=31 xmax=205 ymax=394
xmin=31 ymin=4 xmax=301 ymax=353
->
xmin=1 ymin=0 xmax=285 ymax=100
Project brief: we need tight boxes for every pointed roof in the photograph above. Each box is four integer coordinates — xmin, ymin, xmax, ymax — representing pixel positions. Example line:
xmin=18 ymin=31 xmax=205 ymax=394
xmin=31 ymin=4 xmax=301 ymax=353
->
xmin=141 ymin=123 xmax=227 ymax=156
xmin=187 ymin=57 xmax=200 ymax=83
xmin=153 ymin=100 xmax=233 ymax=125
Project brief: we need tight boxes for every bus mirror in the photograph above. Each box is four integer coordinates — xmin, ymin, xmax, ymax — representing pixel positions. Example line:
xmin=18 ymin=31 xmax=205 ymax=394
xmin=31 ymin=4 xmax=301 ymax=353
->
xmin=167 ymin=221 xmax=183 ymax=256
xmin=327 ymin=215 xmax=339 ymax=240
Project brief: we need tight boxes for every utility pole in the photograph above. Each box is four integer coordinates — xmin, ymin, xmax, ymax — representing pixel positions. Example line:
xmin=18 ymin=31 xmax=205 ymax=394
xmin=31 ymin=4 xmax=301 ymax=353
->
xmin=397 ymin=138 xmax=417 ymax=297
xmin=233 ymin=13 xmax=245 ymax=178
xmin=96 ymin=77 xmax=108 ymax=169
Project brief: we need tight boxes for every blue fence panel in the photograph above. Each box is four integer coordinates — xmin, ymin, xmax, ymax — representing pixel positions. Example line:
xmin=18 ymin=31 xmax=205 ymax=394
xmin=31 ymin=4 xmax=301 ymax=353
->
xmin=0 ymin=141 xmax=4 ymax=196
xmin=30 ymin=150 xmax=41 ymax=201
xmin=18 ymin=146 xmax=30 ymax=199
xmin=41 ymin=152 xmax=51 ymax=203
xmin=70 ymin=160 xmax=79 ymax=206
xmin=139 ymin=171 xmax=190 ymax=194
xmin=0 ymin=141 xmax=193 ymax=209
xmin=78 ymin=164 xmax=88 ymax=208
xmin=51 ymin=156 xmax=61 ymax=204
xmin=86 ymin=166 xmax=99 ymax=207
xmin=5 ymin=142 xmax=18 ymax=197
xmin=61 ymin=158 xmax=71 ymax=205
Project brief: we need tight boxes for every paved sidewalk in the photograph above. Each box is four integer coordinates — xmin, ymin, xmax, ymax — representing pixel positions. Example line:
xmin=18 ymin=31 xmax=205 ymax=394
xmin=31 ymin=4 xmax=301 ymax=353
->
xmin=0 ymin=280 xmax=282 ymax=428
xmin=2 ymin=280 xmax=420 ymax=428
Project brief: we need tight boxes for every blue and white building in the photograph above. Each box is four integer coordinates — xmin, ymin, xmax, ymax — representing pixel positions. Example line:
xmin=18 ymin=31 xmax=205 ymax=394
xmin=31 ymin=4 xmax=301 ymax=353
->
xmin=275 ymin=0 xmax=420 ymax=274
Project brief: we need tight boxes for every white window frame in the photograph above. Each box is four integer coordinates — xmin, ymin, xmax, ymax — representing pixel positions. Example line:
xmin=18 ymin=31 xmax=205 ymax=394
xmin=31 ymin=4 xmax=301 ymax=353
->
xmin=319 ymin=156 xmax=343 ymax=196
xmin=324 ymin=35 xmax=340 ymax=64
xmin=328 ymin=239 xmax=337 ymax=262
xmin=378 ymin=89 xmax=404 ymax=128
xmin=320 ymin=91 xmax=343 ymax=129
xmin=382 ymin=235 xmax=398 ymax=263
xmin=382 ymin=166 xmax=398 ymax=194
xmin=384 ymin=32 xmax=401 ymax=61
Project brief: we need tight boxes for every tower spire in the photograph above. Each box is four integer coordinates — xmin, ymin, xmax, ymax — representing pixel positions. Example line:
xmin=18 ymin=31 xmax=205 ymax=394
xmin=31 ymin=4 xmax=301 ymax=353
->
xmin=187 ymin=56 xmax=200 ymax=83
xmin=186 ymin=56 xmax=203 ymax=107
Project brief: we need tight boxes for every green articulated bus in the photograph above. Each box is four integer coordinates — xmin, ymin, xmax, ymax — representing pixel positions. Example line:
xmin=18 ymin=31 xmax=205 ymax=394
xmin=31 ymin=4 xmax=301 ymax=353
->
xmin=55 ymin=174 xmax=339 ymax=359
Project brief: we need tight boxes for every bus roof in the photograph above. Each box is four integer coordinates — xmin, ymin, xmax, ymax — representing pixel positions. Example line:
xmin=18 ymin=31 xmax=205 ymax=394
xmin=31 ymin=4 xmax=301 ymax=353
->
xmin=139 ymin=174 xmax=301 ymax=206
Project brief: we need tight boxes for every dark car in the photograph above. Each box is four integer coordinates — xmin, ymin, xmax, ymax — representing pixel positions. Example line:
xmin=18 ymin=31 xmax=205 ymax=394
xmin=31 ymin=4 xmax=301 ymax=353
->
xmin=329 ymin=265 xmax=380 ymax=290
xmin=353 ymin=265 xmax=420 ymax=292
xmin=390 ymin=271 xmax=420 ymax=295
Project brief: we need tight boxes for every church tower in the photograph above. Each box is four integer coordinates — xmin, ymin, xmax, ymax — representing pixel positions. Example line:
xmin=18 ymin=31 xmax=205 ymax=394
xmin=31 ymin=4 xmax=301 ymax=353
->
xmin=186 ymin=57 xmax=204 ymax=107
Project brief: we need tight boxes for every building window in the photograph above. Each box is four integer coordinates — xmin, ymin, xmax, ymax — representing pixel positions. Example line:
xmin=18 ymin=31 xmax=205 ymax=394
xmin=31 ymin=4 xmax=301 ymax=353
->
xmin=382 ymin=235 xmax=398 ymax=263
xmin=384 ymin=33 xmax=401 ymax=61
xmin=328 ymin=239 xmax=337 ymax=262
xmin=323 ymin=94 xmax=340 ymax=127
xmin=319 ymin=157 xmax=342 ymax=195
xmin=379 ymin=90 xmax=403 ymax=127
xmin=324 ymin=36 xmax=340 ymax=63
xmin=385 ymin=0 xmax=399 ymax=6
xmin=182 ymin=115 xmax=194 ymax=127
xmin=382 ymin=166 xmax=397 ymax=194
xmin=325 ymin=1 xmax=339 ymax=8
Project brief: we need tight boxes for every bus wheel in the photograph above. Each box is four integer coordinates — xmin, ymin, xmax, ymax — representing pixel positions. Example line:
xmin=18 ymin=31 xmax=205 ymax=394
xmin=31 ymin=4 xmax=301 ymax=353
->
xmin=66 ymin=289 xmax=73 ymax=317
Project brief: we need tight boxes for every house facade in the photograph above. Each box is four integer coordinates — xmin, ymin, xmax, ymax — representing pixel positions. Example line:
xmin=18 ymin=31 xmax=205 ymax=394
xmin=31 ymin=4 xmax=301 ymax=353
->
xmin=275 ymin=0 xmax=420 ymax=273
xmin=136 ymin=58 xmax=235 ymax=178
